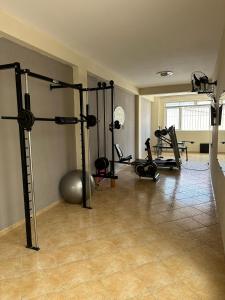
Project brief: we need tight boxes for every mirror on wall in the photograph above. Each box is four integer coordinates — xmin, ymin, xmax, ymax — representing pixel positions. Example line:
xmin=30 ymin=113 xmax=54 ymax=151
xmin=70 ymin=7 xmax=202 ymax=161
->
xmin=114 ymin=106 xmax=125 ymax=127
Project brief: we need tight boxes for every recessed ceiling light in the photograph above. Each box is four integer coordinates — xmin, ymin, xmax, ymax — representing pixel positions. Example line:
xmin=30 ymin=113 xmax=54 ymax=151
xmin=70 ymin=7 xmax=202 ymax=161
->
xmin=156 ymin=71 xmax=174 ymax=77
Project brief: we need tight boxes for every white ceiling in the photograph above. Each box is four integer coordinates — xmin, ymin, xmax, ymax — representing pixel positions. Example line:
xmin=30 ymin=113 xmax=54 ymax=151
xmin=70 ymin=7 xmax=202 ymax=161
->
xmin=0 ymin=0 xmax=225 ymax=88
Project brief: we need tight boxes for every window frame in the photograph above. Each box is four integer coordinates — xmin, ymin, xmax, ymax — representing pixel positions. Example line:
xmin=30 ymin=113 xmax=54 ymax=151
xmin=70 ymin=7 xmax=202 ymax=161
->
xmin=165 ymin=100 xmax=212 ymax=132
xmin=166 ymin=107 xmax=181 ymax=130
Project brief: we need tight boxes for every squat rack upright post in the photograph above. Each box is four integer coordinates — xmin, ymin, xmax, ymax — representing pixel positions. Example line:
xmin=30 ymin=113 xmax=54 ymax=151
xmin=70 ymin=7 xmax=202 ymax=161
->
xmin=110 ymin=83 xmax=115 ymax=187
xmin=0 ymin=63 xmax=37 ymax=249
xmin=79 ymin=87 xmax=87 ymax=209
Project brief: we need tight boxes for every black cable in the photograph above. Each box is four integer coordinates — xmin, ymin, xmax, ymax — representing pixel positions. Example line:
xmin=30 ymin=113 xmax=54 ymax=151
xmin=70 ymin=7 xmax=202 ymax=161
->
xmin=96 ymin=90 xmax=100 ymax=158
xmin=103 ymin=88 xmax=106 ymax=158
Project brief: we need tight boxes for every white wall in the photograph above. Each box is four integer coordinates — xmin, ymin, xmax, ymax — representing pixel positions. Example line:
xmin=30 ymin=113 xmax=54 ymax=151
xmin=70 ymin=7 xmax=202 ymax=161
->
xmin=0 ymin=10 xmax=138 ymax=95
xmin=210 ymin=25 xmax=225 ymax=251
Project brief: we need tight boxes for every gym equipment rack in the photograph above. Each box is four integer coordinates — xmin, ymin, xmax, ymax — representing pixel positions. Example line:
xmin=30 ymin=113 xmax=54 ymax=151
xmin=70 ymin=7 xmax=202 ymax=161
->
xmin=0 ymin=62 xmax=114 ymax=250
xmin=92 ymin=81 xmax=118 ymax=186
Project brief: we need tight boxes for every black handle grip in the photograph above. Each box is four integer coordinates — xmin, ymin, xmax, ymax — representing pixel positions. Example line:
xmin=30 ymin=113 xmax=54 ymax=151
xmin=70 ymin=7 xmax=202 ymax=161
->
xmin=54 ymin=117 xmax=78 ymax=125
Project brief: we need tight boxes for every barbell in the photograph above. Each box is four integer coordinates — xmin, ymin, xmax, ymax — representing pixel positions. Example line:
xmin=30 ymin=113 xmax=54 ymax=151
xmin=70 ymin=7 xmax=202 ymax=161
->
xmin=1 ymin=109 xmax=97 ymax=131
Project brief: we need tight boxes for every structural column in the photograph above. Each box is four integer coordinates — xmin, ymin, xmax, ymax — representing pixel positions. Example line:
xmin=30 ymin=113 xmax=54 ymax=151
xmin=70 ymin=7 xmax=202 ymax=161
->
xmin=73 ymin=65 xmax=89 ymax=169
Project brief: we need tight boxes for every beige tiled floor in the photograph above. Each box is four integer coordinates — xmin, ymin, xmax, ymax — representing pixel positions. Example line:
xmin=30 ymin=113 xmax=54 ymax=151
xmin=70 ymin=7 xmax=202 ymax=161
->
xmin=0 ymin=154 xmax=225 ymax=299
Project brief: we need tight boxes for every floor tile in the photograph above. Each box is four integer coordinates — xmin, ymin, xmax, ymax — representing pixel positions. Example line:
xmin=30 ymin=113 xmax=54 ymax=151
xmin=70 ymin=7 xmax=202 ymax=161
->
xmin=0 ymin=154 xmax=224 ymax=299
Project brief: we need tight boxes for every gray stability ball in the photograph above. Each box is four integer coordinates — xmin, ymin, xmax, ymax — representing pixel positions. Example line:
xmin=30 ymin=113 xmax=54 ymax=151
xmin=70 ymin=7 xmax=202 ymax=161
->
xmin=59 ymin=170 xmax=95 ymax=204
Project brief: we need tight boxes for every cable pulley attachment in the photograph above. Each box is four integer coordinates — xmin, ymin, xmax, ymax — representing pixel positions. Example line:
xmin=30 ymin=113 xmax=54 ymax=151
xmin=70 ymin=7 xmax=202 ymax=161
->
xmin=54 ymin=116 xmax=79 ymax=125
xmin=55 ymin=115 xmax=96 ymax=127
xmin=109 ymin=120 xmax=121 ymax=132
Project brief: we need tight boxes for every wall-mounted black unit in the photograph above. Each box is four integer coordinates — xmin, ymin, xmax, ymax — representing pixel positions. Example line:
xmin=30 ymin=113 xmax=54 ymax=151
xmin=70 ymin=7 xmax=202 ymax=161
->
xmin=200 ymin=143 xmax=209 ymax=153
xmin=210 ymin=104 xmax=223 ymax=126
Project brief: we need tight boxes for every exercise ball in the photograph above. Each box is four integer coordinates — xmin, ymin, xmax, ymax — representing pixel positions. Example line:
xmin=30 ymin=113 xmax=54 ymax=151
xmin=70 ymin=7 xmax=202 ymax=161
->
xmin=59 ymin=170 xmax=95 ymax=204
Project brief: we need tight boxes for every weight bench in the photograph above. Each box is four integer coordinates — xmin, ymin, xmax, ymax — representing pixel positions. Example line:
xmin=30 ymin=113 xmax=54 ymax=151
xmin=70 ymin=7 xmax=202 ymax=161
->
xmin=114 ymin=144 xmax=148 ymax=166
xmin=115 ymin=144 xmax=132 ymax=163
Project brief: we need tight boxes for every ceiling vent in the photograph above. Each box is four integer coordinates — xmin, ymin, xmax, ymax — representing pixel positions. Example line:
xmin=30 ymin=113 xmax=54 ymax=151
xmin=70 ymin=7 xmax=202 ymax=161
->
xmin=156 ymin=71 xmax=174 ymax=77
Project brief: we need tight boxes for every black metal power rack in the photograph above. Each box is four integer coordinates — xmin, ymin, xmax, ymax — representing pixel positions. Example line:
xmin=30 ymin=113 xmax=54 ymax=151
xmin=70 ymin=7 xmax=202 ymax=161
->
xmin=91 ymin=81 xmax=118 ymax=187
xmin=0 ymin=62 xmax=115 ymax=250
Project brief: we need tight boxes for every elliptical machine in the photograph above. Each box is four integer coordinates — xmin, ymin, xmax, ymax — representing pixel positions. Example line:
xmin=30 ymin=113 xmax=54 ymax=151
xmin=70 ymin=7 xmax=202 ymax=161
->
xmin=135 ymin=138 xmax=160 ymax=181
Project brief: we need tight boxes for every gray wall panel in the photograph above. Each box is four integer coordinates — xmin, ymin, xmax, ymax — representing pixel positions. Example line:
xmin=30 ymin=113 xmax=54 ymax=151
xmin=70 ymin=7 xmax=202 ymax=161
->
xmin=0 ymin=38 xmax=75 ymax=230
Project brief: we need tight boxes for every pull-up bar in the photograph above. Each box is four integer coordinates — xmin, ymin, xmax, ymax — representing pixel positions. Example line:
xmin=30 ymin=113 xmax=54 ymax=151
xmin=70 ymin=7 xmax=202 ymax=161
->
xmin=50 ymin=79 xmax=114 ymax=92
xmin=22 ymin=69 xmax=82 ymax=90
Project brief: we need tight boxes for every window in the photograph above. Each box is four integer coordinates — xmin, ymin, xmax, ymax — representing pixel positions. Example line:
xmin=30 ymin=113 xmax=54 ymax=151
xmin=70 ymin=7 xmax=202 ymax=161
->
xmin=165 ymin=100 xmax=211 ymax=131
xmin=166 ymin=108 xmax=180 ymax=129
xmin=197 ymin=101 xmax=211 ymax=105
xmin=219 ymin=102 xmax=225 ymax=130
xmin=181 ymin=106 xmax=210 ymax=130
xmin=166 ymin=101 xmax=194 ymax=107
